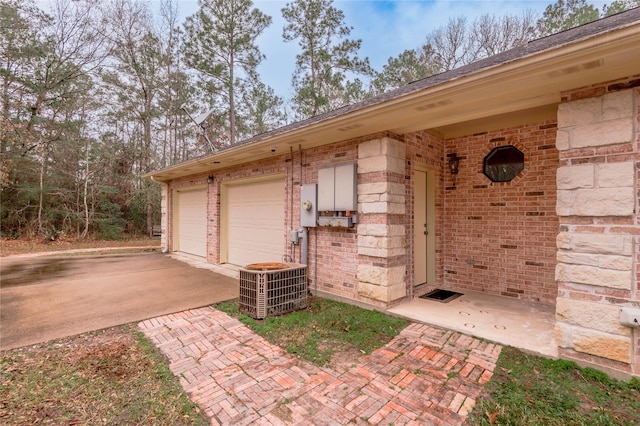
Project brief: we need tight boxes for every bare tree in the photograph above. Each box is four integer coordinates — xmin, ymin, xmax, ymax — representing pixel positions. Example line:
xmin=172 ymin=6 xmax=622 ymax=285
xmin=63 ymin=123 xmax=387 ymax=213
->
xmin=426 ymin=16 xmax=475 ymax=72
xmin=473 ymin=11 xmax=537 ymax=58
xmin=100 ymin=0 xmax=162 ymax=236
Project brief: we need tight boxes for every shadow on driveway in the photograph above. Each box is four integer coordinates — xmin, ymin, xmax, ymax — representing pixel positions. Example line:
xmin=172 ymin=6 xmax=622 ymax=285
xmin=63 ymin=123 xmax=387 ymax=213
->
xmin=0 ymin=253 xmax=238 ymax=350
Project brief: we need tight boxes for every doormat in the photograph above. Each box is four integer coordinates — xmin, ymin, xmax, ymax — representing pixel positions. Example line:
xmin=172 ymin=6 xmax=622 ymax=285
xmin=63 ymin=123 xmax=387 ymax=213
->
xmin=419 ymin=289 xmax=463 ymax=303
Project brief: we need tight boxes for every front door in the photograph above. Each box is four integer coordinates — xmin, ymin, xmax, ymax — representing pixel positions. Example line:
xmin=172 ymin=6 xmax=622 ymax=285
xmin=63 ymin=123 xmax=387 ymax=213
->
xmin=413 ymin=169 xmax=435 ymax=286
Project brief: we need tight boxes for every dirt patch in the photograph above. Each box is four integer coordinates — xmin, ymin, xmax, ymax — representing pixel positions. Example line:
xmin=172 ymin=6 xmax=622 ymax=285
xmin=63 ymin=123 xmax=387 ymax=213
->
xmin=1 ymin=236 xmax=159 ymax=257
xmin=0 ymin=326 xmax=208 ymax=425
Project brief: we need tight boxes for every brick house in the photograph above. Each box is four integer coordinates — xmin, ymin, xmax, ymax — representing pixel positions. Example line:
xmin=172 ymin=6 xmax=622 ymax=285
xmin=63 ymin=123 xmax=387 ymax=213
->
xmin=146 ymin=9 xmax=640 ymax=378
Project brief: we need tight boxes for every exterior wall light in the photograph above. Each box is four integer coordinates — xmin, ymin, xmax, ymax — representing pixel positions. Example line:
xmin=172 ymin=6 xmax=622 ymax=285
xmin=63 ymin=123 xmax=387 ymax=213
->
xmin=207 ymin=175 xmax=214 ymax=184
xmin=448 ymin=155 xmax=460 ymax=175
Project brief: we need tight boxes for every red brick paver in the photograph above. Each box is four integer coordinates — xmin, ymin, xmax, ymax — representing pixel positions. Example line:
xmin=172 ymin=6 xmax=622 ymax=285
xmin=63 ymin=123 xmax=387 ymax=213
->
xmin=139 ymin=307 xmax=501 ymax=425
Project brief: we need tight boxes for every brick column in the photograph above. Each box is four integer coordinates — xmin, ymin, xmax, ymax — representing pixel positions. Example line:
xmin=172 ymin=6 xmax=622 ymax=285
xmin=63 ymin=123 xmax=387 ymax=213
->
xmin=554 ymin=87 xmax=639 ymax=378
xmin=357 ymin=136 xmax=407 ymax=305
xmin=159 ymin=181 xmax=169 ymax=252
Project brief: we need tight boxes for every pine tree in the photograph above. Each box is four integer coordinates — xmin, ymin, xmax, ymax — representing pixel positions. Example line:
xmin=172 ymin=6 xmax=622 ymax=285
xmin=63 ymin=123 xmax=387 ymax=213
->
xmin=282 ymin=0 xmax=372 ymax=118
xmin=183 ymin=0 xmax=272 ymax=145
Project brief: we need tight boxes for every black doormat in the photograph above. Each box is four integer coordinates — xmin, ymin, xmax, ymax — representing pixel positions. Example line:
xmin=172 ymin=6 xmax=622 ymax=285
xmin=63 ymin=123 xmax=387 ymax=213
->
xmin=419 ymin=289 xmax=463 ymax=303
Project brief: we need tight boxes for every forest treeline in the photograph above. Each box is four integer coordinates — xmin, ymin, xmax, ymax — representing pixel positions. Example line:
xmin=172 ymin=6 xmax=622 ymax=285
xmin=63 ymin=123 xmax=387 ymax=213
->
xmin=1 ymin=0 xmax=638 ymax=240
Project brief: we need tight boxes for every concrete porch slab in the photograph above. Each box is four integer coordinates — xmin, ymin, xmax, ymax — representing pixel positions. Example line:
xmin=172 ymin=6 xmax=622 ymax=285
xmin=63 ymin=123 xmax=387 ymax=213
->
xmin=388 ymin=290 xmax=558 ymax=358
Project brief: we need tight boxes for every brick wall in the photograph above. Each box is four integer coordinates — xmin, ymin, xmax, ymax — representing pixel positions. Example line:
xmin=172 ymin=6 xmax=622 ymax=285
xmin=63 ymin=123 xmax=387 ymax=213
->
xmin=438 ymin=122 xmax=560 ymax=306
xmin=297 ymin=139 xmax=360 ymax=301
xmin=404 ymin=131 xmax=445 ymax=294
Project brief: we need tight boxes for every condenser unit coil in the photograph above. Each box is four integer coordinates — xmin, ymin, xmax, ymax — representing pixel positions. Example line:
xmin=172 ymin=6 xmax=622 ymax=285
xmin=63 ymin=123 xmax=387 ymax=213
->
xmin=239 ymin=262 xmax=307 ymax=319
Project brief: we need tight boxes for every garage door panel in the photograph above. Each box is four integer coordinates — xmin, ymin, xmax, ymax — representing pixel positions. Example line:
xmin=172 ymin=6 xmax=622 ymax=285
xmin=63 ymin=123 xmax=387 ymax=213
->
xmin=227 ymin=179 xmax=284 ymax=266
xmin=177 ymin=189 xmax=207 ymax=257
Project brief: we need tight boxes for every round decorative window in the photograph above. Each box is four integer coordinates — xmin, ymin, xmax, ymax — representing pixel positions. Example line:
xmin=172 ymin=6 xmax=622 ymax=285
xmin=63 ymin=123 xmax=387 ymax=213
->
xmin=483 ymin=145 xmax=524 ymax=182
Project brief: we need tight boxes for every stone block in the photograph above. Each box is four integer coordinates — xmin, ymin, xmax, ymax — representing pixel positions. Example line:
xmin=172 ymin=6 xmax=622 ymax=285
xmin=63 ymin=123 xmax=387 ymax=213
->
xmin=558 ymin=90 xmax=633 ymax=126
xmin=388 ymin=182 xmax=405 ymax=195
xmin=358 ymin=157 xmax=387 ymax=174
xmin=555 ymin=322 xmax=631 ymax=364
xmin=381 ymin=137 xmax=406 ymax=159
xmin=358 ymin=235 xmax=381 ymax=249
xmin=357 ymin=265 xmax=406 ymax=302
xmin=557 ymin=164 xmax=594 ymax=190
xmin=359 ymin=194 xmax=381 ymax=203
xmin=570 ymin=118 xmax=633 ymax=148
xmin=570 ymin=265 xmax=632 ymax=290
xmin=359 ymin=182 xmax=389 ymax=195
xmin=572 ymin=329 xmax=631 ymax=364
xmin=358 ymin=281 xmax=387 ymax=301
xmin=555 ymin=322 xmax=571 ymax=347
xmin=380 ymin=193 xmax=405 ymax=204
xmin=556 ymin=129 xmax=570 ymax=151
xmin=557 ymin=97 xmax=601 ymax=127
xmin=357 ymin=138 xmax=406 ymax=174
xmin=388 ymin=282 xmax=407 ymax=301
xmin=358 ymin=224 xmax=388 ymax=237
xmin=555 ymin=263 xmax=570 ymax=282
xmin=597 ymin=161 xmax=634 ymax=188
xmin=556 ymin=251 xmax=632 ymax=271
xmin=360 ymin=202 xmax=389 ymax=214
xmin=555 ymin=298 xmax=630 ymax=336
xmin=358 ymin=264 xmax=385 ymax=285
xmin=388 ymin=157 xmax=406 ymax=175
xmin=388 ymin=202 xmax=406 ymax=215
xmin=358 ymin=139 xmax=382 ymax=159
xmin=601 ymin=90 xmax=634 ymax=121
xmin=557 ymin=187 xmax=635 ymax=216
xmin=556 ymin=232 xmax=633 ymax=256
xmin=358 ymin=246 xmax=405 ymax=258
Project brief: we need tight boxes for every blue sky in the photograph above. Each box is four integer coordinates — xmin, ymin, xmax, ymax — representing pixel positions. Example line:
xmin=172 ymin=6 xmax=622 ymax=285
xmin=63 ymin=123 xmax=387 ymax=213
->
xmin=239 ymin=0 xmax=570 ymax=98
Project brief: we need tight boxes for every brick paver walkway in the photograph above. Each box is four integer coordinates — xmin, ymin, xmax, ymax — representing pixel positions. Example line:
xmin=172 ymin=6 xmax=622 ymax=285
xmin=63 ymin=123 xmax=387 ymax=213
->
xmin=139 ymin=306 xmax=502 ymax=425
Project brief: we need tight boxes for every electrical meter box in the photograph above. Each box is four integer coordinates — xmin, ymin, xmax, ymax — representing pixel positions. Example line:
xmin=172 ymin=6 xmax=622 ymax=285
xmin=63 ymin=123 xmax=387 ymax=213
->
xmin=300 ymin=184 xmax=318 ymax=227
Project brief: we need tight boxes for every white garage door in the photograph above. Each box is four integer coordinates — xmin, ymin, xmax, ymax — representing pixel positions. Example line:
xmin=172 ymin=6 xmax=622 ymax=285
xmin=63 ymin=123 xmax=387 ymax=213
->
xmin=176 ymin=188 xmax=207 ymax=257
xmin=226 ymin=178 xmax=284 ymax=266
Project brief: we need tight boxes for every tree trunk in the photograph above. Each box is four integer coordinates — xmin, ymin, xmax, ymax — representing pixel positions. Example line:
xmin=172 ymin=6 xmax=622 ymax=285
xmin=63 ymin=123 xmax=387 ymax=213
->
xmin=81 ymin=140 xmax=90 ymax=239
xmin=37 ymin=146 xmax=45 ymax=236
xmin=228 ymin=50 xmax=235 ymax=145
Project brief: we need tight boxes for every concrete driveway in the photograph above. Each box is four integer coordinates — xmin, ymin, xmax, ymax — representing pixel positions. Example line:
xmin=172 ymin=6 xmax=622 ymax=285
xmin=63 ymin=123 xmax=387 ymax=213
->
xmin=0 ymin=253 xmax=238 ymax=350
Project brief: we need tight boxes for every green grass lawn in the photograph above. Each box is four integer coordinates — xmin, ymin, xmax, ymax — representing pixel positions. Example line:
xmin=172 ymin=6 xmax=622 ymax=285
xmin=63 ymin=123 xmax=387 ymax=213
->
xmin=466 ymin=346 xmax=640 ymax=425
xmin=216 ymin=296 xmax=409 ymax=367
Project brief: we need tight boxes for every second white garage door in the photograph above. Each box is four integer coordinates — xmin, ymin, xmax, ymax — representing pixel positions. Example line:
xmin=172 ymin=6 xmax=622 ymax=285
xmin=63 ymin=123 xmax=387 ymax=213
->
xmin=225 ymin=178 xmax=285 ymax=266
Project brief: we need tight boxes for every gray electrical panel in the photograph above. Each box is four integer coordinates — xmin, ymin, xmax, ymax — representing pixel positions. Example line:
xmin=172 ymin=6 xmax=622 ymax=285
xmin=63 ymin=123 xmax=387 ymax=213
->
xmin=317 ymin=164 xmax=357 ymax=211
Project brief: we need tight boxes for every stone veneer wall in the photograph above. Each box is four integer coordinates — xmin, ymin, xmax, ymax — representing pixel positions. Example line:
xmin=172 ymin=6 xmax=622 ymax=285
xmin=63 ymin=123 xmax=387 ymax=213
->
xmin=441 ymin=123 xmax=559 ymax=305
xmin=554 ymin=80 xmax=639 ymax=378
xmin=356 ymin=135 xmax=407 ymax=305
